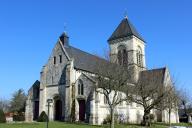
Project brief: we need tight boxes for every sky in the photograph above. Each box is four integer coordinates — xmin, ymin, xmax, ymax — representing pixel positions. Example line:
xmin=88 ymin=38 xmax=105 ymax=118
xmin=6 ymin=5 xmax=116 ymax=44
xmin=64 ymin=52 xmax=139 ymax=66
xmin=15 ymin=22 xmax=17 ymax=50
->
xmin=0 ymin=0 xmax=192 ymax=99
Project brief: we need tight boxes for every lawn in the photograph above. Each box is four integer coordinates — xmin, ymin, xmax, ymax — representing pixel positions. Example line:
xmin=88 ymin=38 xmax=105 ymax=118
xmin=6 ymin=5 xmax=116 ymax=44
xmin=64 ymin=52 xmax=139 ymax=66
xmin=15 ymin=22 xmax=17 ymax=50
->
xmin=0 ymin=122 xmax=97 ymax=128
xmin=1 ymin=122 xmax=99 ymax=128
xmin=0 ymin=122 xmax=191 ymax=128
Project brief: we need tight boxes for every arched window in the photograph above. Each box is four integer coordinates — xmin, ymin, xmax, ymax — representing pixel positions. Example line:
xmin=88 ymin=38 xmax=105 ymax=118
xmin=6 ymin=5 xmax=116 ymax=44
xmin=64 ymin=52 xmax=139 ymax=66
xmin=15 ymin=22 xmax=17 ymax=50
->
xmin=78 ymin=80 xmax=84 ymax=95
xmin=137 ymin=46 xmax=143 ymax=67
xmin=117 ymin=45 xmax=128 ymax=67
xmin=104 ymin=95 xmax=108 ymax=104
xmin=118 ymin=50 xmax=122 ymax=65
xmin=123 ymin=49 xmax=128 ymax=66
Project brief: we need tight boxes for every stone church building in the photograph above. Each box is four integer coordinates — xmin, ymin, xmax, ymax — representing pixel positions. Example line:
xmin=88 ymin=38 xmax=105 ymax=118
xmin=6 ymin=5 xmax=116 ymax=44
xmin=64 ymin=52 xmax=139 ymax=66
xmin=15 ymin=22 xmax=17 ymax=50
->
xmin=25 ymin=17 xmax=179 ymax=124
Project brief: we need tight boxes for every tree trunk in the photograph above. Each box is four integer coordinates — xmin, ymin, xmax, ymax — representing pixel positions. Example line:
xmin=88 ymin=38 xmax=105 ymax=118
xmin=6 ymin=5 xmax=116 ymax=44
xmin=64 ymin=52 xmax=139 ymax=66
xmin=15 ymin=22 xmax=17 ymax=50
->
xmin=183 ymin=101 xmax=187 ymax=116
xmin=110 ymin=107 xmax=115 ymax=128
xmin=142 ymin=109 xmax=151 ymax=126
xmin=169 ymin=108 xmax=171 ymax=126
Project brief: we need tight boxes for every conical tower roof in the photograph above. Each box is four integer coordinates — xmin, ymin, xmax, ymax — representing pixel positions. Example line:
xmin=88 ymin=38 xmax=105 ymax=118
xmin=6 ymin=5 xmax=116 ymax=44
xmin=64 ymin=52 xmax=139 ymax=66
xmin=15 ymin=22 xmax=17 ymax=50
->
xmin=108 ymin=17 xmax=145 ymax=42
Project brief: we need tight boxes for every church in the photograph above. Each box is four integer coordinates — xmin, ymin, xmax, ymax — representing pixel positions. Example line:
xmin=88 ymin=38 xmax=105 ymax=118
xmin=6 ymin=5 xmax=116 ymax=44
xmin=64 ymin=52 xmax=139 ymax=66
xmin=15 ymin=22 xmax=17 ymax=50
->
xmin=25 ymin=16 xmax=179 ymax=124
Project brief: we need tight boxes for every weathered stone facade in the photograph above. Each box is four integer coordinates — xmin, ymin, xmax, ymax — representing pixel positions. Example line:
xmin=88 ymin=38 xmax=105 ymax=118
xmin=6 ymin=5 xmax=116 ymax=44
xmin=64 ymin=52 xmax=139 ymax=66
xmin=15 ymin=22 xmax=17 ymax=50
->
xmin=25 ymin=17 xmax=179 ymax=124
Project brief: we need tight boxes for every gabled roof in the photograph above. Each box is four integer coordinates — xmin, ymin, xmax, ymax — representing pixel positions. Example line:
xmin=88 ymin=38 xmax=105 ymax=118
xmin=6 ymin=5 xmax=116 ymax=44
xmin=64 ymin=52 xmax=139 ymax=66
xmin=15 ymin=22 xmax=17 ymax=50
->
xmin=32 ymin=80 xmax=40 ymax=87
xmin=65 ymin=46 xmax=112 ymax=73
xmin=139 ymin=67 xmax=166 ymax=85
xmin=108 ymin=17 xmax=145 ymax=42
xmin=29 ymin=80 xmax=40 ymax=91
xmin=28 ymin=80 xmax=40 ymax=95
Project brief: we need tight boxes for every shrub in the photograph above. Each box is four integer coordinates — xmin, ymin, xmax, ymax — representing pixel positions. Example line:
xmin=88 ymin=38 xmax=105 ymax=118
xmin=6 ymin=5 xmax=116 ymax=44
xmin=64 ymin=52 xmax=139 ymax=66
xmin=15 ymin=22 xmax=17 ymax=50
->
xmin=149 ymin=114 xmax=155 ymax=123
xmin=149 ymin=114 xmax=155 ymax=120
xmin=103 ymin=114 xmax=119 ymax=124
xmin=0 ymin=109 xmax=6 ymax=123
xmin=37 ymin=111 xmax=48 ymax=122
xmin=103 ymin=115 xmax=111 ymax=124
xmin=13 ymin=112 xmax=25 ymax=121
xmin=114 ymin=113 xmax=119 ymax=123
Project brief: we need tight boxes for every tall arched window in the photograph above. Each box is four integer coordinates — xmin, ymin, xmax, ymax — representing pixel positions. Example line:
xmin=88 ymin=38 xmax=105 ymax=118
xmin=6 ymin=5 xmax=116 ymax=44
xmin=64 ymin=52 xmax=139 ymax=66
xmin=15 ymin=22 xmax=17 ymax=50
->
xmin=123 ymin=49 xmax=128 ymax=66
xmin=78 ymin=80 xmax=84 ymax=95
xmin=137 ymin=46 xmax=143 ymax=67
xmin=117 ymin=45 xmax=128 ymax=67
xmin=118 ymin=50 xmax=122 ymax=65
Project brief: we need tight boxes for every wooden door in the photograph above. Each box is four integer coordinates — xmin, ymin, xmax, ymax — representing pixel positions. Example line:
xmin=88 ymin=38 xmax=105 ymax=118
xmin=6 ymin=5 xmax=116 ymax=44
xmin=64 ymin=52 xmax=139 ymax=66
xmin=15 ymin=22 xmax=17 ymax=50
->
xmin=79 ymin=100 xmax=85 ymax=121
xmin=55 ymin=100 xmax=62 ymax=120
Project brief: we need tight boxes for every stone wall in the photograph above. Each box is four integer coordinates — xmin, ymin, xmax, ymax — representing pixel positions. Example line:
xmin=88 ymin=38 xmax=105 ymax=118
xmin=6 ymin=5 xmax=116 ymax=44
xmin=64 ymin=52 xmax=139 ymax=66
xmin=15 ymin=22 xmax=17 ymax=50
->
xmin=39 ymin=41 xmax=69 ymax=118
xmin=25 ymin=88 xmax=33 ymax=122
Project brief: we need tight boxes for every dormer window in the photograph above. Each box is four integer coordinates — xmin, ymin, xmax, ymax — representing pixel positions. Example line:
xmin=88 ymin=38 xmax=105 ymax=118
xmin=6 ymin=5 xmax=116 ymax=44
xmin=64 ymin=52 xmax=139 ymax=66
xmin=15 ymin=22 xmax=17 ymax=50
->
xmin=78 ymin=80 xmax=84 ymax=95
xmin=117 ymin=45 xmax=128 ymax=67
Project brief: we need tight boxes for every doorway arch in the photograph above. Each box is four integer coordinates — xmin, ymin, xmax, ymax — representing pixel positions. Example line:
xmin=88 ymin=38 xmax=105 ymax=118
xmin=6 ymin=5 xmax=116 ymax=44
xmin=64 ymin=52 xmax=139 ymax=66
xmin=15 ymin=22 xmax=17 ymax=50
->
xmin=54 ymin=96 xmax=62 ymax=121
xmin=78 ymin=99 xmax=86 ymax=121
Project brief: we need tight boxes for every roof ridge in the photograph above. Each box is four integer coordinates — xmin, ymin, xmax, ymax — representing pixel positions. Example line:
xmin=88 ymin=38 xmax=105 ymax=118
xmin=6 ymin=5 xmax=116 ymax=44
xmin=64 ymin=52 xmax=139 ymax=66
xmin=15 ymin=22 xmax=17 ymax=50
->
xmin=64 ymin=45 xmax=120 ymax=74
xmin=142 ymin=67 xmax=166 ymax=72
xmin=67 ymin=45 xmax=110 ymax=63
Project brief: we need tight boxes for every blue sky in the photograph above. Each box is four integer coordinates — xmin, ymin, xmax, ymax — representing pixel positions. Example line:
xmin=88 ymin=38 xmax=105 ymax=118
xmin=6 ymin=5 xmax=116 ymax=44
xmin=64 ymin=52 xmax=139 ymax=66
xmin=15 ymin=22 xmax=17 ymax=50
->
xmin=0 ymin=0 xmax=192 ymax=99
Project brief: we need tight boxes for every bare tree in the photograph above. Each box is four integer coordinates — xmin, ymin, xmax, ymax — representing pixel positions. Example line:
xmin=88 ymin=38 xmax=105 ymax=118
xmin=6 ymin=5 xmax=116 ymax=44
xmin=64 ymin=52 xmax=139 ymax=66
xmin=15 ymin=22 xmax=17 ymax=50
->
xmin=178 ymin=89 xmax=192 ymax=116
xmin=164 ymin=86 xmax=179 ymax=126
xmin=126 ymin=70 xmax=172 ymax=126
xmin=0 ymin=98 xmax=10 ymax=113
xmin=94 ymin=50 xmax=177 ymax=127
xmin=94 ymin=58 xmax=131 ymax=128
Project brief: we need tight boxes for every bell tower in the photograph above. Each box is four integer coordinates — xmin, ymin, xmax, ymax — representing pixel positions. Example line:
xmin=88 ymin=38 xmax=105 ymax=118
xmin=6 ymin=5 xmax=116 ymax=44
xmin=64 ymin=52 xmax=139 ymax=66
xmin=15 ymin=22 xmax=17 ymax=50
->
xmin=108 ymin=16 xmax=146 ymax=82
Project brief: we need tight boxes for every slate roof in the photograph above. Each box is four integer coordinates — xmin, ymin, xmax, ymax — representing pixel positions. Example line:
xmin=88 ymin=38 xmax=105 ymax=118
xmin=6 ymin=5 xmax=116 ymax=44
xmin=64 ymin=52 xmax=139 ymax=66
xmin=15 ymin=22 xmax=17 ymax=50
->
xmin=65 ymin=45 xmax=166 ymax=81
xmin=108 ymin=17 xmax=145 ymax=42
xmin=28 ymin=80 xmax=40 ymax=97
xmin=139 ymin=67 xmax=166 ymax=85
xmin=65 ymin=46 xmax=112 ymax=73
xmin=29 ymin=80 xmax=40 ymax=91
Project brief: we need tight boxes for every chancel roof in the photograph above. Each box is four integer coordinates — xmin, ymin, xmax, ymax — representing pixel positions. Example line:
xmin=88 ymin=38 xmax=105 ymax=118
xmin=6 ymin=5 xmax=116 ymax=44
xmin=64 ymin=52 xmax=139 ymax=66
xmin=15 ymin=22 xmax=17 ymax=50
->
xmin=139 ymin=67 xmax=166 ymax=85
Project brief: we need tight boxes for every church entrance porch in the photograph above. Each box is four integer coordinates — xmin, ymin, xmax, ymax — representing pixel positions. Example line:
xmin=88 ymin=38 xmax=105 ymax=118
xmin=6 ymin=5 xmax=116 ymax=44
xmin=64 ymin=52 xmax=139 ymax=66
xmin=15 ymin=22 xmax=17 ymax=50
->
xmin=78 ymin=100 xmax=86 ymax=121
xmin=54 ymin=97 xmax=62 ymax=121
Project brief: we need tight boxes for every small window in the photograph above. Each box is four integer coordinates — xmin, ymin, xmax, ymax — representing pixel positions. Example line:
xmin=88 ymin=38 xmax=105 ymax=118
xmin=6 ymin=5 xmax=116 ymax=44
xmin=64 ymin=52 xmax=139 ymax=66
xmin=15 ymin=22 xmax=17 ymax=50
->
xmin=54 ymin=56 xmax=56 ymax=64
xmin=78 ymin=80 xmax=84 ymax=95
xmin=104 ymin=95 xmax=108 ymax=104
xmin=59 ymin=55 xmax=62 ymax=63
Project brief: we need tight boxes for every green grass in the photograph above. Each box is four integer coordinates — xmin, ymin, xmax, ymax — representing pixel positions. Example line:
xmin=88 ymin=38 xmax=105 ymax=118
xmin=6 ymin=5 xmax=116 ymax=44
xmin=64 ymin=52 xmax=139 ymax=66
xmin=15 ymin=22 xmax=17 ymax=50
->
xmin=1 ymin=122 xmax=99 ymax=128
xmin=0 ymin=122 xmax=191 ymax=128
xmin=172 ymin=123 xmax=192 ymax=126
xmin=154 ymin=122 xmax=192 ymax=127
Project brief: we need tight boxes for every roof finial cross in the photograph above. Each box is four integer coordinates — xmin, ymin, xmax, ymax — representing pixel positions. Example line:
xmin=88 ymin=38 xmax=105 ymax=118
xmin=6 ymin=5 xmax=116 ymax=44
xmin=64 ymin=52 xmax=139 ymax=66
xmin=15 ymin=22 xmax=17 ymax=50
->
xmin=64 ymin=22 xmax=67 ymax=33
xmin=124 ymin=9 xmax=128 ymax=19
